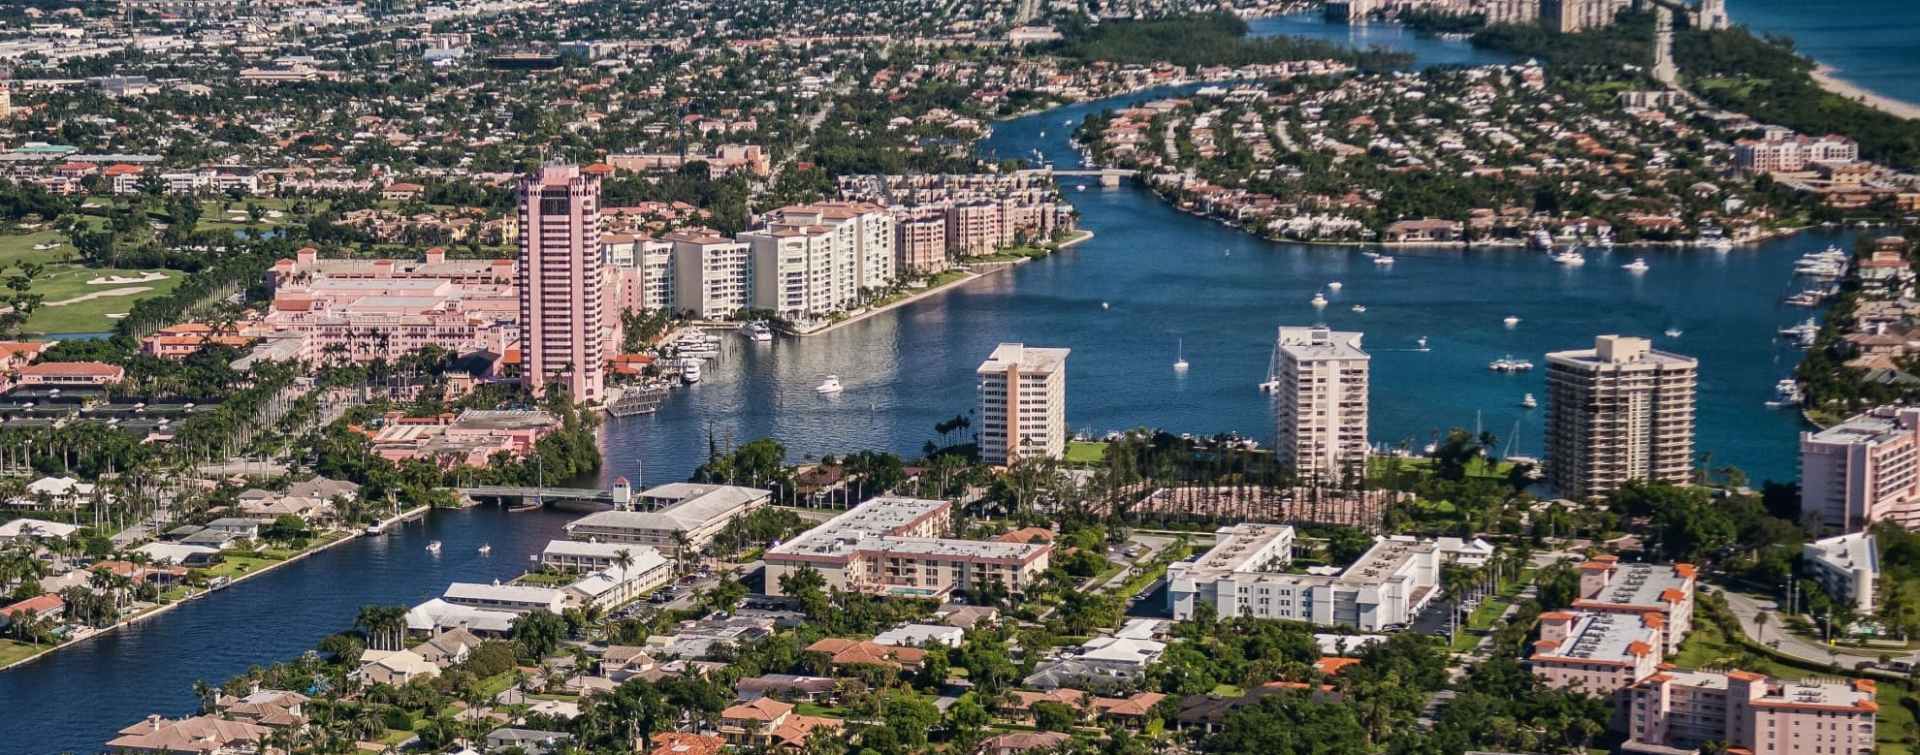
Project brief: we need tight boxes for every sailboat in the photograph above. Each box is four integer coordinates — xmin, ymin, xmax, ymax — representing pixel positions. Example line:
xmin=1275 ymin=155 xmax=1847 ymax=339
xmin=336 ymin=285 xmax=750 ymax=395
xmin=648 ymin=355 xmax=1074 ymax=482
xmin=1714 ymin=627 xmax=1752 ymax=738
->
xmin=1174 ymin=339 xmax=1189 ymax=372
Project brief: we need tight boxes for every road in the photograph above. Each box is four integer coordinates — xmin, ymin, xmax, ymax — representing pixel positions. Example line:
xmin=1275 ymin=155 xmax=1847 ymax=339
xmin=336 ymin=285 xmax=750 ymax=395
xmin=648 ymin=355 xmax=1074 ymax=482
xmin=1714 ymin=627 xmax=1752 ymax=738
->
xmin=1718 ymin=588 xmax=1888 ymax=666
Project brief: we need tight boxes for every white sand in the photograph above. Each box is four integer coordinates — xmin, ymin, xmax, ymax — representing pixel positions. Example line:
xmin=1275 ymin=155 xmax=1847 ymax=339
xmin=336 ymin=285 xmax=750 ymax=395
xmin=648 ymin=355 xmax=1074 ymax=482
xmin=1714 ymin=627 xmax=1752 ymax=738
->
xmin=1812 ymin=65 xmax=1920 ymax=121
xmin=45 ymin=287 xmax=153 ymax=307
xmin=86 ymin=272 xmax=169 ymax=286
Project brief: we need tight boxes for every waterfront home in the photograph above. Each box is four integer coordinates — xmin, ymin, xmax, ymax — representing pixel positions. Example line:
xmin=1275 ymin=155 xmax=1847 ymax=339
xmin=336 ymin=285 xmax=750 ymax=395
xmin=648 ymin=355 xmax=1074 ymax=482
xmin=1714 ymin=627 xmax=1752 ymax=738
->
xmin=0 ymin=593 xmax=64 ymax=626
xmin=357 ymin=648 xmax=440 ymax=685
xmin=236 ymin=494 xmax=334 ymax=522
xmin=132 ymin=543 xmax=223 ymax=566
xmin=285 ymin=476 xmax=359 ymax=502
xmin=0 ymin=517 xmax=80 ymax=544
xmin=411 ymin=627 xmax=484 ymax=666
xmin=106 ymin=715 xmax=271 ymax=754
xmin=201 ymin=518 xmax=263 ymax=538
xmin=179 ymin=529 xmax=241 ymax=550
xmin=484 ymin=727 xmax=571 ymax=754
xmin=213 ymin=690 xmax=309 ymax=728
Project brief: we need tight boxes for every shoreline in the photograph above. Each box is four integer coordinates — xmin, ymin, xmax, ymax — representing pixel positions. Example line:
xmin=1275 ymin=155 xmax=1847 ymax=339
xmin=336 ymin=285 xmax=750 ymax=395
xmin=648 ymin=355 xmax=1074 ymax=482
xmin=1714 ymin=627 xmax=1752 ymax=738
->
xmin=1810 ymin=64 xmax=1920 ymax=121
xmin=788 ymin=231 xmax=1095 ymax=338
xmin=0 ymin=514 xmax=403 ymax=674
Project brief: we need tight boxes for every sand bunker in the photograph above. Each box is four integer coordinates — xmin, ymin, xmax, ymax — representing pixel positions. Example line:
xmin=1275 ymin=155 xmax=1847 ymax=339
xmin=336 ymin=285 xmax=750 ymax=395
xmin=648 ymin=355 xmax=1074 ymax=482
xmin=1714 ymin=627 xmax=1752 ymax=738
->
xmin=87 ymin=272 xmax=169 ymax=285
xmin=46 ymin=287 xmax=152 ymax=306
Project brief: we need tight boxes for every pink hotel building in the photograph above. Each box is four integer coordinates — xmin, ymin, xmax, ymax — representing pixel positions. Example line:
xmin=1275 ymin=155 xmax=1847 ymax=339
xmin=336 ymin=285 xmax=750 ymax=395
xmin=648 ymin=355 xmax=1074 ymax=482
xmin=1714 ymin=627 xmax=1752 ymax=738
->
xmin=1799 ymin=405 xmax=1920 ymax=534
xmin=1626 ymin=671 xmax=1876 ymax=755
xmin=517 ymin=164 xmax=611 ymax=403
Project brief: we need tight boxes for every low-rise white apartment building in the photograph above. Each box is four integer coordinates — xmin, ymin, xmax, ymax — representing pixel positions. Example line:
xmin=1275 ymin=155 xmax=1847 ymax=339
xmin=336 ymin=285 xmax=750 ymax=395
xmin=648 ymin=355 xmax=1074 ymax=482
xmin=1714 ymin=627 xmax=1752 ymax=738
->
xmin=1802 ymin=532 xmax=1877 ymax=614
xmin=562 ymin=484 xmax=770 ymax=556
xmin=1166 ymin=524 xmax=1440 ymax=630
xmin=764 ymin=496 xmax=1052 ymax=600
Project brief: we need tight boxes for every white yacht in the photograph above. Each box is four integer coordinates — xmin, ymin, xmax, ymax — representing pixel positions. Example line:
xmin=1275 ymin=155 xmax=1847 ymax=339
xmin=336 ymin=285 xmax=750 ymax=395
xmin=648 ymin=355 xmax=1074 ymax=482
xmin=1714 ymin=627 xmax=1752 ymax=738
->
xmin=364 ymin=522 xmax=386 ymax=536
xmin=1520 ymin=393 xmax=1537 ymax=409
xmin=1767 ymin=379 xmax=1804 ymax=408
xmin=1101 ymin=301 xmax=1110 ymax=310
xmin=680 ymin=358 xmax=703 ymax=383
xmin=1328 ymin=281 xmax=1343 ymax=291
xmin=1553 ymin=251 xmax=1586 ymax=266
xmin=816 ymin=375 xmax=844 ymax=393
xmin=1310 ymin=293 xmax=1328 ymax=308
xmin=1174 ymin=339 xmax=1190 ymax=372
xmin=1416 ymin=336 xmax=1429 ymax=351
xmin=1258 ymin=378 xmax=1279 ymax=392
xmin=742 ymin=321 xmax=773 ymax=342
xmin=425 ymin=541 xmax=441 ymax=554
xmin=1351 ymin=305 xmax=1367 ymax=313
xmin=1489 ymin=356 xmax=1535 ymax=372
xmin=1373 ymin=255 xmax=1395 ymax=266
xmin=1503 ymin=315 xmax=1520 ymax=328
xmin=1622 ymin=257 xmax=1650 ymax=273
xmin=477 ymin=544 xmax=492 ymax=555
xmin=1664 ymin=327 xmax=1683 ymax=338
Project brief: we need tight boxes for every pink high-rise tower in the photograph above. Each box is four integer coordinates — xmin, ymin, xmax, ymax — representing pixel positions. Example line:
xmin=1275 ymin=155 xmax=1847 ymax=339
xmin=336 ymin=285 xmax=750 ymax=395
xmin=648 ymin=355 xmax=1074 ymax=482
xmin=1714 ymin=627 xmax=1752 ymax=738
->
xmin=517 ymin=163 xmax=608 ymax=402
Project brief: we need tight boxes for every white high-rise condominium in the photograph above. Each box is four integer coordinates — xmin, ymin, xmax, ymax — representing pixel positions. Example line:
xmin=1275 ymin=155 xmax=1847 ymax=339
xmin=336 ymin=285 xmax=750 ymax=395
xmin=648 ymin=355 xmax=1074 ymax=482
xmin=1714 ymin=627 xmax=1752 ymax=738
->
xmin=1271 ymin=326 xmax=1370 ymax=485
xmin=977 ymin=343 xmax=1070 ymax=466
xmin=517 ymin=163 xmax=608 ymax=402
xmin=1545 ymin=335 xmax=1697 ymax=499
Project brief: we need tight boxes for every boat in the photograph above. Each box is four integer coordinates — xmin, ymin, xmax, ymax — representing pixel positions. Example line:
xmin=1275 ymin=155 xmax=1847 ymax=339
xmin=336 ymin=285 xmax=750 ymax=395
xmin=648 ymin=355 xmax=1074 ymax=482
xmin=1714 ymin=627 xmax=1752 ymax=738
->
xmin=1327 ymin=281 xmax=1343 ymax=291
xmin=1766 ymin=379 xmax=1803 ymax=408
xmin=1783 ymin=290 xmax=1828 ymax=307
xmin=680 ymin=358 xmax=703 ymax=383
xmin=1174 ymin=339 xmax=1189 ymax=372
xmin=1779 ymin=318 xmax=1820 ymax=348
xmin=816 ymin=375 xmax=844 ymax=393
xmin=1416 ymin=336 xmax=1429 ymax=352
xmin=1258 ymin=379 xmax=1279 ymax=392
xmin=477 ymin=544 xmax=492 ymax=556
xmin=1063 ymin=119 xmax=1073 ymax=126
xmin=1351 ymin=305 xmax=1367 ymax=313
xmin=1698 ymin=226 xmax=1734 ymax=252
xmin=425 ymin=541 xmax=441 ymax=554
xmin=1489 ymin=356 xmax=1534 ymax=372
xmin=1076 ymin=184 xmax=1087 ymax=191
xmin=1503 ymin=315 xmax=1520 ymax=328
xmin=742 ymin=321 xmax=773 ymax=342
xmin=1664 ymin=328 xmax=1683 ymax=338
xmin=364 ymin=522 xmax=386 ymax=535
xmin=1373 ymin=255 xmax=1395 ymax=266
xmin=1622 ymin=257 xmax=1649 ymax=273
xmin=1520 ymin=393 xmax=1537 ymax=409
xmin=1553 ymin=251 xmax=1586 ymax=266
xmin=1101 ymin=301 xmax=1110 ymax=310
xmin=1310 ymin=293 xmax=1328 ymax=308
xmin=1529 ymin=229 xmax=1555 ymax=250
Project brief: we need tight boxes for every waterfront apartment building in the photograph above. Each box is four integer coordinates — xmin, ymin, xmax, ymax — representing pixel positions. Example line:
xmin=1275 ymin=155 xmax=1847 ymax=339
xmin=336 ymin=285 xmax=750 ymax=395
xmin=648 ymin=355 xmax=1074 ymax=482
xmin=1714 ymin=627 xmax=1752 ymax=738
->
xmin=1271 ymin=327 xmax=1370 ymax=486
xmin=1544 ymin=335 xmax=1697 ymax=499
xmin=603 ymin=235 xmax=675 ymax=313
xmin=893 ymin=210 xmax=949 ymax=274
xmin=562 ymin=483 xmax=772 ymax=556
xmin=1799 ymin=406 xmax=1920 ymax=534
xmin=1734 ymin=128 xmax=1860 ymax=175
xmin=764 ymin=496 xmax=1053 ymax=599
xmin=765 ymin=202 xmax=895 ymax=292
xmin=977 ymin=343 xmax=1070 ymax=466
xmin=517 ymin=163 xmax=609 ymax=402
xmin=1625 ymin=670 xmax=1877 ymax=755
xmin=1165 ymin=524 xmax=1441 ymax=630
xmin=1572 ymin=555 xmax=1696 ymax=653
xmin=665 ymin=230 xmax=751 ymax=319
xmin=1802 ymin=532 xmax=1878 ymax=613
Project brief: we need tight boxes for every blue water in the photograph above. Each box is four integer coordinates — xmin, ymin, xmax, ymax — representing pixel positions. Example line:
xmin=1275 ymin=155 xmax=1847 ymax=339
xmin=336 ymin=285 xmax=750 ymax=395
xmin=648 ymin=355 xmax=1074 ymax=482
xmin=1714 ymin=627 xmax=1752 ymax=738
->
xmin=1247 ymin=12 xmax=1518 ymax=68
xmin=0 ymin=15 xmax=1885 ymax=754
xmin=1727 ymin=0 xmax=1920 ymax=108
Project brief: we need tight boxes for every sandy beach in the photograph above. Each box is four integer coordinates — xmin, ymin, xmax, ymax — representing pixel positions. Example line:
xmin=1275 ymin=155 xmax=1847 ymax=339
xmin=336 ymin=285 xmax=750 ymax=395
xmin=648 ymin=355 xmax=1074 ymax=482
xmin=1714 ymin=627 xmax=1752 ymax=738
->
xmin=1812 ymin=64 xmax=1920 ymax=120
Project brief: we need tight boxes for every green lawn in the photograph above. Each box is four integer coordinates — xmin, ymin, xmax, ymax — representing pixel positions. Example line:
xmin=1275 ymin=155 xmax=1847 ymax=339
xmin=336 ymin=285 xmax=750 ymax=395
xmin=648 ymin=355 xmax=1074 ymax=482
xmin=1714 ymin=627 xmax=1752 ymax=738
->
xmin=0 ymin=228 xmax=72 ymax=267
xmin=793 ymin=703 xmax=844 ymax=718
xmin=21 ymin=263 xmax=183 ymax=334
xmin=1368 ymin=455 xmax=1516 ymax=481
xmin=469 ymin=671 xmax=518 ymax=699
xmin=0 ymin=639 xmax=48 ymax=668
xmin=195 ymin=554 xmax=283 ymax=581
xmin=1065 ymin=440 xmax=1109 ymax=465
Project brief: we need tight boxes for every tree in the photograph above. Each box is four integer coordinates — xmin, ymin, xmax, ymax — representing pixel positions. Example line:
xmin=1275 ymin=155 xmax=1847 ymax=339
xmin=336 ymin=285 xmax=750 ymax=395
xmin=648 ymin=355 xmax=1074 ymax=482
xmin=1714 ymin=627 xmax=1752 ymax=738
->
xmin=354 ymin=604 xmax=407 ymax=651
xmin=510 ymin=609 xmax=568 ymax=661
xmin=1032 ymin=700 xmax=1080 ymax=732
xmin=943 ymin=692 xmax=992 ymax=749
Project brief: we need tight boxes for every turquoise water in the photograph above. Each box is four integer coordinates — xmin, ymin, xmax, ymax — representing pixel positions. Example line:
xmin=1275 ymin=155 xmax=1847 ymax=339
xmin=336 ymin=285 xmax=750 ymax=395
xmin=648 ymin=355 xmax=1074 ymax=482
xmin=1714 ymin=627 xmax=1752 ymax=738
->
xmin=1727 ymin=0 xmax=1920 ymax=107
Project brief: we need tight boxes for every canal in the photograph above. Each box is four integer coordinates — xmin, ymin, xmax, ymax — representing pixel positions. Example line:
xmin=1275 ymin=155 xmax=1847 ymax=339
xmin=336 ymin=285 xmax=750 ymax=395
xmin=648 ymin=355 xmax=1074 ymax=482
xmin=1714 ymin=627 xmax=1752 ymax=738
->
xmin=0 ymin=17 xmax=1835 ymax=754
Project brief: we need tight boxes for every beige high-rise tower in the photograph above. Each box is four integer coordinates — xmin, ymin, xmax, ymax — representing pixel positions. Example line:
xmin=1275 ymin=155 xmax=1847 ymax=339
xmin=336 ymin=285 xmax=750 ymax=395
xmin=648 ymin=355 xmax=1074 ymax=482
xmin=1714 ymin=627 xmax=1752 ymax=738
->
xmin=1545 ymin=335 xmax=1697 ymax=499
xmin=1271 ymin=326 xmax=1370 ymax=486
xmin=977 ymin=343 xmax=1069 ymax=466
xmin=517 ymin=163 xmax=609 ymax=403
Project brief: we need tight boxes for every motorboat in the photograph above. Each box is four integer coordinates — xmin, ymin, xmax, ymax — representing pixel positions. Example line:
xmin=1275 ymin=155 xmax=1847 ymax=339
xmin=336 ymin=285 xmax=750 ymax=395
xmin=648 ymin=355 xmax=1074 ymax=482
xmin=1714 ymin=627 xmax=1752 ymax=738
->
xmin=1520 ymin=393 xmax=1537 ymax=409
xmin=1622 ymin=257 xmax=1650 ymax=273
xmin=816 ymin=375 xmax=844 ymax=393
xmin=1327 ymin=281 xmax=1343 ymax=291
xmin=1174 ymin=339 xmax=1189 ymax=372
xmin=1416 ymin=336 xmax=1429 ymax=351
xmin=425 ymin=541 xmax=441 ymax=554
xmin=742 ymin=321 xmax=773 ymax=342
xmin=364 ymin=522 xmax=385 ymax=536
xmin=1373 ymin=255 xmax=1395 ymax=266
xmin=1553 ymin=251 xmax=1586 ymax=266
xmin=1766 ymin=379 xmax=1804 ymax=408
xmin=680 ymin=358 xmax=703 ymax=383
xmin=1778 ymin=317 xmax=1820 ymax=347
xmin=1489 ymin=356 xmax=1534 ymax=372
xmin=1503 ymin=315 xmax=1520 ymax=328
xmin=1664 ymin=328 xmax=1683 ymax=338
xmin=1076 ymin=184 xmax=1088 ymax=191
xmin=1351 ymin=305 xmax=1367 ymax=313
xmin=1310 ymin=293 xmax=1328 ymax=308
xmin=1101 ymin=301 xmax=1110 ymax=310
xmin=1258 ymin=379 xmax=1279 ymax=392
xmin=477 ymin=544 xmax=492 ymax=555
